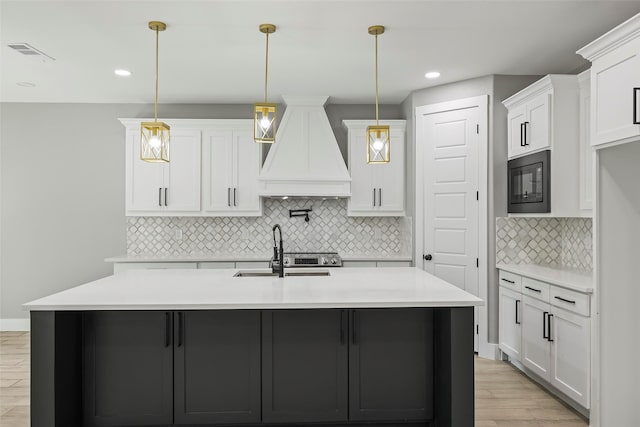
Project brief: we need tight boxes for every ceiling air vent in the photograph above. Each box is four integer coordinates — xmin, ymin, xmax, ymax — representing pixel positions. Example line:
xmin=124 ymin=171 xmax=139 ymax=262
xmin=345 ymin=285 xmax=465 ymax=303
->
xmin=7 ymin=43 xmax=55 ymax=62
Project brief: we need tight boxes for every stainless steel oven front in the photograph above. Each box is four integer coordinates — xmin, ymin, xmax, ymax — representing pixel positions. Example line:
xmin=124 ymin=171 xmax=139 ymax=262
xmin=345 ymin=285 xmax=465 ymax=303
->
xmin=507 ymin=150 xmax=550 ymax=213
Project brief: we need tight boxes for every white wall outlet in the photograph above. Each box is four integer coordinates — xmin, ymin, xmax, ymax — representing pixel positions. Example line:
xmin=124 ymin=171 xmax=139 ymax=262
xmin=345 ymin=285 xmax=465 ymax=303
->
xmin=174 ymin=229 xmax=183 ymax=241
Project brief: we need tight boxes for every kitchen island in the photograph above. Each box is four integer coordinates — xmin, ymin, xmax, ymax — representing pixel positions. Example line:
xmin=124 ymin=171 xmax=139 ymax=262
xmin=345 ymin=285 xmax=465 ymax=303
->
xmin=24 ymin=267 xmax=483 ymax=427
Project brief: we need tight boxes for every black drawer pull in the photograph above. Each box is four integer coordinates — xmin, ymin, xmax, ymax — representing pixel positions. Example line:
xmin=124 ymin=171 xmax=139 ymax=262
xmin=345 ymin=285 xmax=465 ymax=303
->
xmin=547 ymin=314 xmax=554 ymax=342
xmin=515 ymin=300 xmax=520 ymax=325
xmin=554 ymin=296 xmax=576 ymax=305
xmin=523 ymin=121 xmax=529 ymax=146
xmin=525 ymin=286 xmax=542 ymax=293
xmin=501 ymin=278 xmax=515 ymax=284
xmin=520 ymin=123 xmax=525 ymax=147
xmin=543 ymin=311 xmax=549 ymax=339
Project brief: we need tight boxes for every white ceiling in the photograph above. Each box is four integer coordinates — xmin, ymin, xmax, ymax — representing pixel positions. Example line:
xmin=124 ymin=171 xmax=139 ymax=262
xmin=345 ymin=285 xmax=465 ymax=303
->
xmin=2 ymin=0 xmax=640 ymax=104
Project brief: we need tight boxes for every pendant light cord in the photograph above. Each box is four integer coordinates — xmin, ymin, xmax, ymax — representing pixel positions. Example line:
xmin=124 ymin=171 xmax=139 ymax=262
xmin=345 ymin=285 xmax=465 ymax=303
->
xmin=264 ymin=32 xmax=269 ymax=103
xmin=375 ymin=33 xmax=379 ymax=126
xmin=154 ymin=27 xmax=159 ymax=122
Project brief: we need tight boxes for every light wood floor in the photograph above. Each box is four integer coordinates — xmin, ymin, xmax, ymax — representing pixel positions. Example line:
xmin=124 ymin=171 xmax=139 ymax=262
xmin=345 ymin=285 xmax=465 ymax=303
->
xmin=1 ymin=331 xmax=588 ymax=426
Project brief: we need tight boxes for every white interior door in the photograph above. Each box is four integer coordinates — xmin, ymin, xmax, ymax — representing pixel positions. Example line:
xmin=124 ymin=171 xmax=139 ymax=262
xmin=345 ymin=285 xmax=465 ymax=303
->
xmin=420 ymin=106 xmax=479 ymax=350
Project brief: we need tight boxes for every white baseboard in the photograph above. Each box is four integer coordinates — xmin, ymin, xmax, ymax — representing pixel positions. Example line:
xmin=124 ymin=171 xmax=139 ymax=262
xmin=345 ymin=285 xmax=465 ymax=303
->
xmin=478 ymin=342 xmax=501 ymax=360
xmin=0 ymin=318 xmax=30 ymax=331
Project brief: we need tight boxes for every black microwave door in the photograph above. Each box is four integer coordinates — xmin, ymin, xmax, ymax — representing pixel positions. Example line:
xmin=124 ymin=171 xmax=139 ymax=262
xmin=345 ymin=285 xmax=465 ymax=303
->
xmin=508 ymin=150 xmax=550 ymax=213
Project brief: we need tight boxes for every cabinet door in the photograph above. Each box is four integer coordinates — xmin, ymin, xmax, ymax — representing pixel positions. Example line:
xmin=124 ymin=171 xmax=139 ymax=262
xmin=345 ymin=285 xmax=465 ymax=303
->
xmin=126 ymin=131 xmax=165 ymax=212
xmin=526 ymin=93 xmax=551 ymax=153
xmin=174 ymin=311 xmax=261 ymax=424
xmin=164 ymin=128 xmax=201 ymax=212
xmin=375 ymin=128 xmax=405 ymax=214
xmin=521 ymin=296 xmax=551 ymax=381
xmin=590 ymin=38 xmax=640 ymax=146
xmin=551 ymin=308 xmax=590 ymax=408
xmin=261 ymin=310 xmax=348 ymax=423
xmin=349 ymin=309 xmax=433 ymax=421
xmin=83 ymin=311 xmax=173 ymax=426
xmin=508 ymin=105 xmax=527 ymax=158
xmin=348 ymin=132 xmax=376 ymax=215
xmin=499 ymin=286 xmax=522 ymax=361
xmin=232 ymin=129 xmax=262 ymax=214
xmin=202 ymin=129 xmax=234 ymax=212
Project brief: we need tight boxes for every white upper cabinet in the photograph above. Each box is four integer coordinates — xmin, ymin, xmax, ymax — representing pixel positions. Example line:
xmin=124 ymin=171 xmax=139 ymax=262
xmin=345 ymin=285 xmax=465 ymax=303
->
xmin=202 ymin=121 xmax=262 ymax=216
xmin=503 ymin=75 xmax=577 ymax=160
xmin=122 ymin=119 xmax=261 ymax=217
xmin=124 ymin=121 xmax=201 ymax=215
xmin=578 ymin=15 xmax=640 ymax=148
xmin=343 ymin=120 xmax=406 ymax=216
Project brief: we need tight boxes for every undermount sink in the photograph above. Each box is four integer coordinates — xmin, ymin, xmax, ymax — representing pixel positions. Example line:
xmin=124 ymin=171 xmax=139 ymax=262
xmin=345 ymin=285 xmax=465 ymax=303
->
xmin=233 ymin=269 xmax=331 ymax=278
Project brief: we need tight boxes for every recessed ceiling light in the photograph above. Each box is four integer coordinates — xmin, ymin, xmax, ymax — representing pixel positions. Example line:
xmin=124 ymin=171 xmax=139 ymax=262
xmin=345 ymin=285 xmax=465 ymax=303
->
xmin=114 ymin=69 xmax=132 ymax=77
xmin=424 ymin=71 xmax=441 ymax=79
xmin=16 ymin=81 xmax=36 ymax=87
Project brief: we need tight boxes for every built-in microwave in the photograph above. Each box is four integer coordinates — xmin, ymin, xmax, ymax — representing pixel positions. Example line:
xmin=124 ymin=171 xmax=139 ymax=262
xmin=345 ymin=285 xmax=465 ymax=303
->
xmin=507 ymin=150 xmax=550 ymax=213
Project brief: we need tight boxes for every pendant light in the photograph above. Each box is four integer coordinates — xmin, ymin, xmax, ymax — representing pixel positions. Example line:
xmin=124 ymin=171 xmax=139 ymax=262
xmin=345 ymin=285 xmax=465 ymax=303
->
xmin=366 ymin=25 xmax=390 ymax=164
xmin=254 ymin=23 xmax=277 ymax=143
xmin=140 ymin=21 xmax=170 ymax=162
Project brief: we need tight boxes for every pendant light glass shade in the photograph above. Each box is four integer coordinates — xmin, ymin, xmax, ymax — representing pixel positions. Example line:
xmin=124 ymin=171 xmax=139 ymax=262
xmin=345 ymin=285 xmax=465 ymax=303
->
xmin=367 ymin=125 xmax=390 ymax=164
xmin=254 ymin=24 xmax=277 ymax=143
xmin=141 ymin=21 xmax=170 ymax=162
xmin=366 ymin=25 xmax=390 ymax=164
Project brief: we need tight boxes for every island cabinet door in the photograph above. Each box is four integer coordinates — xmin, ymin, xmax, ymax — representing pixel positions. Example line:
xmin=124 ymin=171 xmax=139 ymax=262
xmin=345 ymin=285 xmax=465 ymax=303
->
xmin=82 ymin=311 xmax=173 ymax=426
xmin=348 ymin=308 xmax=434 ymax=421
xmin=261 ymin=309 xmax=349 ymax=423
xmin=173 ymin=310 xmax=261 ymax=424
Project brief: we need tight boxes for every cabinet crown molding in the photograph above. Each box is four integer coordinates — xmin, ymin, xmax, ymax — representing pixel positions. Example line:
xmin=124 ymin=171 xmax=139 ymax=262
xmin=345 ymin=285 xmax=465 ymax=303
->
xmin=119 ymin=118 xmax=253 ymax=130
xmin=341 ymin=120 xmax=407 ymax=131
xmin=577 ymin=12 xmax=640 ymax=61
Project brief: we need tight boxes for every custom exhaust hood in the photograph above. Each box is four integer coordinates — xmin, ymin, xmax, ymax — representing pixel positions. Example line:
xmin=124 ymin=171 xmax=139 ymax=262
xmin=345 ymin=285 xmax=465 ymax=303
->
xmin=258 ymin=96 xmax=351 ymax=197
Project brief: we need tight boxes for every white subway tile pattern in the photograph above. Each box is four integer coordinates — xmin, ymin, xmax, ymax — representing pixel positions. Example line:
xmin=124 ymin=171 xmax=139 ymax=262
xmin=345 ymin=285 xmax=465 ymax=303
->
xmin=495 ymin=217 xmax=592 ymax=272
xmin=127 ymin=199 xmax=411 ymax=258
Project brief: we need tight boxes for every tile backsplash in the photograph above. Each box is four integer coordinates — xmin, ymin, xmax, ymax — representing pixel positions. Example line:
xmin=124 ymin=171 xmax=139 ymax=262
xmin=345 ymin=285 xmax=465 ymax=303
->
xmin=127 ymin=199 xmax=411 ymax=258
xmin=495 ymin=217 xmax=592 ymax=271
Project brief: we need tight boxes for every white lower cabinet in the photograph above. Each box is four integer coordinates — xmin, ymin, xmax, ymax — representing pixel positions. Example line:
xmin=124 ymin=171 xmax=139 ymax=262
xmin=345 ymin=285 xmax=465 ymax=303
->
xmin=498 ymin=286 xmax=521 ymax=361
xmin=499 ymin=269 xmax=591 ymax=409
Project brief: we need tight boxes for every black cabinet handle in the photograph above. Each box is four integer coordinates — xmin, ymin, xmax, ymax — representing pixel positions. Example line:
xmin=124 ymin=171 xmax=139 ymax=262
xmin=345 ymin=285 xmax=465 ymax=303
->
xmin=554 ymin=296 xmax=576 ymax=305
xmin=233 ymin=188 xmax=237 ymax=207
xmin=351 ymin=310 xmax=357 ymax=345
xmin=520 ymin=123 xmax=525 ymax=147
xmin=634 ymin=88 xmax=640 ymax=124
xmin=373 ymin=188 xmax=376 ymax=207
xmin=525 ymin=286 xmax=541 ymax=293
xmin=227 ymin=188 xmax=231 ymax=207
xmin=165 ymin=312 xmax=171 ymax=347
xmin=547 ymin=314 xmax=554 ymax=342
xmin=378 ymin=188 xmax=382 ymax=206
xmin=340 ymin=310 xmax=346 ymax=345
xmin=159 ymin=187 xmax=162 ymax=207
xmin=542 ymin=311 xmax=549 ymax=339
xmin=523 ymin=121 xmax=529 ymax=146
xmin=501 ymin=278 xmax=515 ymax=284
xmin=515 ymin=300 xmax=520 ymax=325
xmin=164 ymin=188 xmax=168 ymax=206
xmin=423 ymin=254 xmax=432 ymax=261
xmin=177 ymin=312 xmax=184 ymax=347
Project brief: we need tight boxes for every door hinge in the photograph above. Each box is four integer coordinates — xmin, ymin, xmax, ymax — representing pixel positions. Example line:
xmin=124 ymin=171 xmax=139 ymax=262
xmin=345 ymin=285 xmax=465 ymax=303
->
xmin=476 ymin=258 xmax=479 ymax=268
xmin=476 ymin=124 xmax=479 ymax=134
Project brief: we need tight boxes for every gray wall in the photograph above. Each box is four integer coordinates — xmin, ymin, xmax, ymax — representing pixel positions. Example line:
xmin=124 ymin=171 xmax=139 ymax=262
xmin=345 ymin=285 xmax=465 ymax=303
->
xmin=401 ymin=74 xmax=540 ymax=343
xmin=0 ymin=102 xmax=402 ymax=323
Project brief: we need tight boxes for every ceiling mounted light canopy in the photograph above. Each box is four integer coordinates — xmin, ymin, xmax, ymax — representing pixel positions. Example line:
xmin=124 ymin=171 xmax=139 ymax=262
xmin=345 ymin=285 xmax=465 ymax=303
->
xmin=366 ymin=25 xmax=390 ymax=164
xmin=254 ymin=23 xmax=277 ymax=143
xmin=140 ymin=21 xmax=170 ymax=162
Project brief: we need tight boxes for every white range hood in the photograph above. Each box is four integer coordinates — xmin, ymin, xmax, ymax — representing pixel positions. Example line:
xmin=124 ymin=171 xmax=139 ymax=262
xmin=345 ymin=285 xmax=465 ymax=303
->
xmin=258 ymin=96 xmax=351 ymax=197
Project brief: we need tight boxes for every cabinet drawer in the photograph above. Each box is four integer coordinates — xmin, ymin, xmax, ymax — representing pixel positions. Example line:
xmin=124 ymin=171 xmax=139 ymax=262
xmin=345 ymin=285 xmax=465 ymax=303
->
xmin=522 ymin=277 xmax=550 ymax=302
xmin=550 ymin=287 xmax=590 ymax=317
xmin=498 ymin=270 xmax=522 ymax=292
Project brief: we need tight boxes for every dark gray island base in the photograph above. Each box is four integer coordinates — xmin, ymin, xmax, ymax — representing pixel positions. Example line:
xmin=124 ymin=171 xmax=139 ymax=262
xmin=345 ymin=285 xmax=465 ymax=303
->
xmin=31 ymin=307 xmax=473 ymax=427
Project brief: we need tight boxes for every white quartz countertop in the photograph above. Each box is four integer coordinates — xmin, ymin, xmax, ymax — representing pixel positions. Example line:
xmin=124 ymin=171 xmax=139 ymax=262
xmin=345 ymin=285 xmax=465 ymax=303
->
xmin=497 ymin=264 xmax=593 ymax=293
xmin=105 ymin=254 xmax=413 ymax=263
xmin=24 ymin=267 xmax=482 ymax=311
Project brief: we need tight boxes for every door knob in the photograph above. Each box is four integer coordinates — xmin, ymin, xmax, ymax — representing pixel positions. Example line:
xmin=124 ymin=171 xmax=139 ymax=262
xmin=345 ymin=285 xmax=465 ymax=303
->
xmin=423 ymin=254 xmax=433 ymax=261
